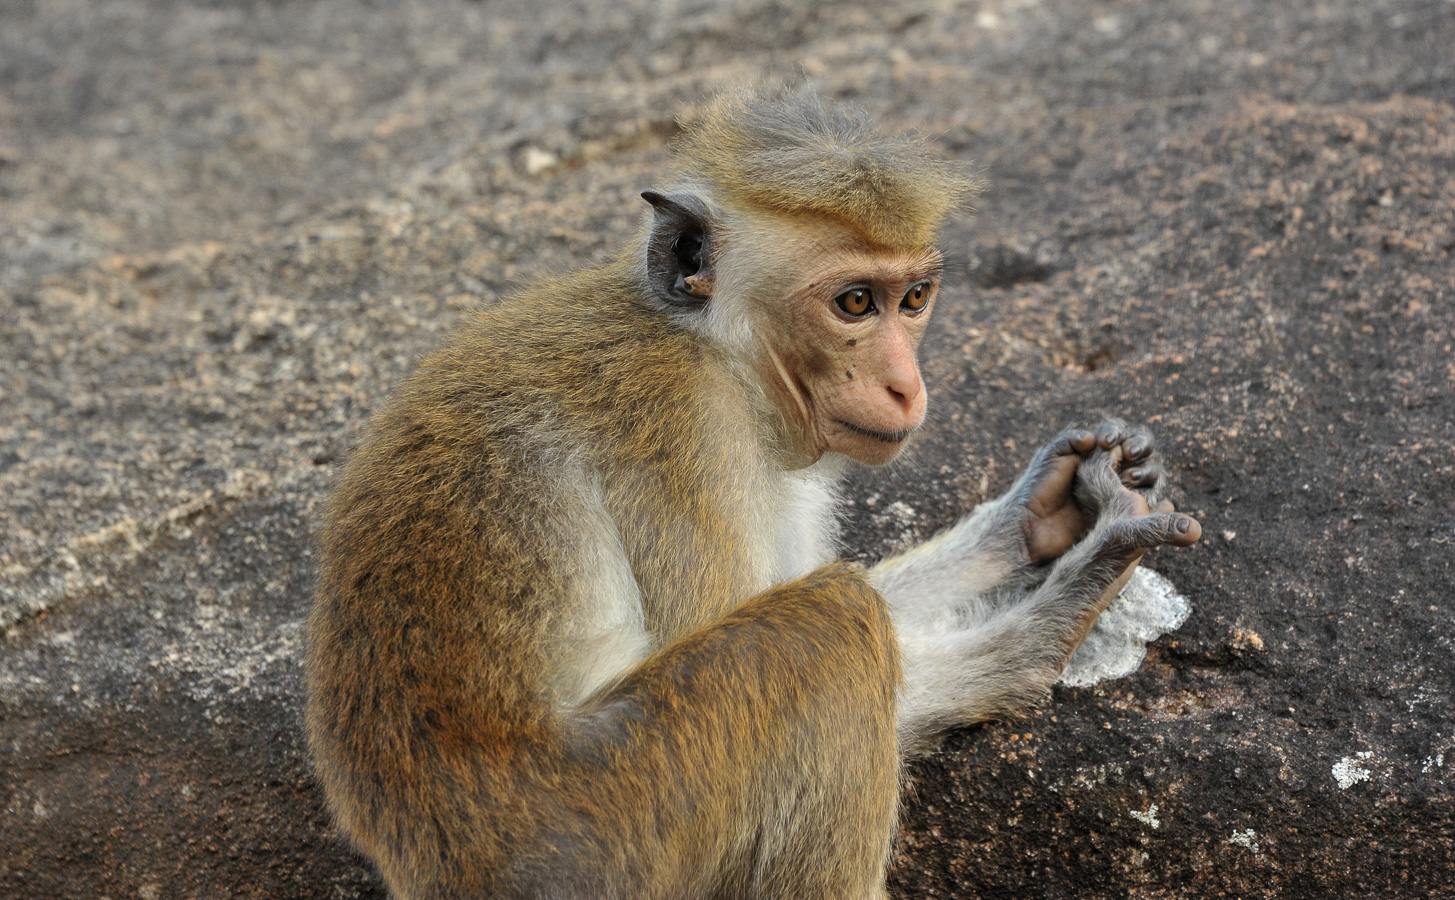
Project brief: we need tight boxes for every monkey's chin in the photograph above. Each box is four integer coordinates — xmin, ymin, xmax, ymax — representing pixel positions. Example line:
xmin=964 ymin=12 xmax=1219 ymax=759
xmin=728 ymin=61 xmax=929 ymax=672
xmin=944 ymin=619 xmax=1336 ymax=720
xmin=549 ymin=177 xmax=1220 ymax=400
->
xmin=831 ymin=420 xmax=915 ymax=467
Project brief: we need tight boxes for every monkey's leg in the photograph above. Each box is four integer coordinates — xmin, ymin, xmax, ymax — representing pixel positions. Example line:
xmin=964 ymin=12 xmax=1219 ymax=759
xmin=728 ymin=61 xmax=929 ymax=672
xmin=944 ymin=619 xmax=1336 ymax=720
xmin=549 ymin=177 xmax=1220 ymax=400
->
xmin=532 ymin=563 xmax=900 ymax=900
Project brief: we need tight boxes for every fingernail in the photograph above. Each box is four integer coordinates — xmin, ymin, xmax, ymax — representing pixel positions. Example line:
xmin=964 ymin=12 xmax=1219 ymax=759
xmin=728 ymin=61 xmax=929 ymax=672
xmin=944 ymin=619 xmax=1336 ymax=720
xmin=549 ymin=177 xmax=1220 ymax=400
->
xmin=1175 ymin=517 xmax=1191 ymax=534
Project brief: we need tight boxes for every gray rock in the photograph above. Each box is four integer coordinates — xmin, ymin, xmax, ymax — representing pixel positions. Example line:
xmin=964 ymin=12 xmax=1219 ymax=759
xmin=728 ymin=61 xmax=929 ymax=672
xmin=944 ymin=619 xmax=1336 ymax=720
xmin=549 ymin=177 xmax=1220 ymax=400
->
xmin=3 ymin=0 xmax=1451 ymax=897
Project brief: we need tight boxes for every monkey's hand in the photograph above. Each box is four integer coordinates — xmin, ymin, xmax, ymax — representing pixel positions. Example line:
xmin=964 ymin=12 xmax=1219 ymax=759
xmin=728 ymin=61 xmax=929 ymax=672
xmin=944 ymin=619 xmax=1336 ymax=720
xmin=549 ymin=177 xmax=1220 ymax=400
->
xmin=1012 ymin=419 xmax=1163 ymax=567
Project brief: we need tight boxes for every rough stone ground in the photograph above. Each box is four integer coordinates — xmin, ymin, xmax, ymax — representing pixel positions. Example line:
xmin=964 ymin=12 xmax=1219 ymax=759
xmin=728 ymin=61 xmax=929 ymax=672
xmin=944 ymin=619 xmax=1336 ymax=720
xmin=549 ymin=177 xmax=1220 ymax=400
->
xmin=2 ymin=0 xmax=1452 ymax=897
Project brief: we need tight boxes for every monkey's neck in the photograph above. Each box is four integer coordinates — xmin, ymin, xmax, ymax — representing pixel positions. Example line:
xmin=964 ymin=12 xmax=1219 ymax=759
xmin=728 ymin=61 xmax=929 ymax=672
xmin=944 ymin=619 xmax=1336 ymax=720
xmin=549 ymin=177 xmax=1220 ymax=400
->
xmin=705 ymin=343 xmax=825 ymax=472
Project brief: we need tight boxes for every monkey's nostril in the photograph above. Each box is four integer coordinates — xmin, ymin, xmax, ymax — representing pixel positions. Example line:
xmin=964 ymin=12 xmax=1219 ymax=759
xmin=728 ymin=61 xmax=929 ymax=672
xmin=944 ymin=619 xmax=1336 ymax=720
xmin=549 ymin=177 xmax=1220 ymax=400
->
xmin=886 ymin=379 xmax=921 ymax=412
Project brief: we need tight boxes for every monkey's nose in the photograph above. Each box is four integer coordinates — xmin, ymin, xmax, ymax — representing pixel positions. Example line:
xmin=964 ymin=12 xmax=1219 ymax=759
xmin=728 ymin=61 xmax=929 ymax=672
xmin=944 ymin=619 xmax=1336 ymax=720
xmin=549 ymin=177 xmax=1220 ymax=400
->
xmin=884 ymin=368 xmax=924 ymax=416
xmin=878 ymin=323 xmax=925 ymax=416
xmin=886 ymin=382 xmax=914 ymax=409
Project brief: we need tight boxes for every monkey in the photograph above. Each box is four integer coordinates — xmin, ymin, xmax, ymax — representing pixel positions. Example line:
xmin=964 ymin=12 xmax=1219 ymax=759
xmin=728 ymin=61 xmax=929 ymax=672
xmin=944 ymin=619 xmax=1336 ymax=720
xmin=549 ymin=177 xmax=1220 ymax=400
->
xmin=304 ymin=87 xmax=1202 ymax=900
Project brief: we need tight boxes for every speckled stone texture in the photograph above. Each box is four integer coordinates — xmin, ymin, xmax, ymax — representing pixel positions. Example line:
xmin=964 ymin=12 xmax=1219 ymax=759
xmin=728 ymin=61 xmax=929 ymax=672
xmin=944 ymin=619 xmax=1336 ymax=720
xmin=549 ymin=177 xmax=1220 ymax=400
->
xmin=2 ymin=1 xmax=1451 ymax=897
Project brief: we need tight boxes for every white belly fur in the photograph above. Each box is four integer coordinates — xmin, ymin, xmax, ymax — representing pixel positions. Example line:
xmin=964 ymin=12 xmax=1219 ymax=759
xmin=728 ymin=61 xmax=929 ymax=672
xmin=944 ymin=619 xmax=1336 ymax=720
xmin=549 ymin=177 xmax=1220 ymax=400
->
xmin=553 ymin=459 xmax=843 ymax=708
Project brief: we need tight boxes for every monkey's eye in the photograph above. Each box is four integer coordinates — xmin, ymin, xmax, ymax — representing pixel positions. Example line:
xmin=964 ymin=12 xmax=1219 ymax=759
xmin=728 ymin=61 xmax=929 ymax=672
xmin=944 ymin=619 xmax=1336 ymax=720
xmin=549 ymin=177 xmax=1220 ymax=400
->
xmin=902 ymin=282 xmax=931 ymax=313
xmin=835 ymin=288 xmax=875 ymax=317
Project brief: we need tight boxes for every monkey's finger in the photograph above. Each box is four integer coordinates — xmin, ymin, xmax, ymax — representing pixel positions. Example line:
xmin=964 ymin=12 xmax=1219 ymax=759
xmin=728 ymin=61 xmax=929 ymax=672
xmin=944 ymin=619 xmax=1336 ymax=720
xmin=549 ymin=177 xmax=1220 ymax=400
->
xmin=1122 ymin=460 xmax=1163 ymax=490
xmin=1154 ymin=499 xmax=1176 ymax=513
xmin=1022 ymin=428 xmax=1096 ymax=510
xmin=1123 ymin=467 xmax=1153 ymax=488
xmin=1012 ymin=428 xmax=1094 ymax=481
xmin=1052 ymin=428 xmax=1098 ymax=457
xmin=1102 ymin=512 xmax=1201 ymax=555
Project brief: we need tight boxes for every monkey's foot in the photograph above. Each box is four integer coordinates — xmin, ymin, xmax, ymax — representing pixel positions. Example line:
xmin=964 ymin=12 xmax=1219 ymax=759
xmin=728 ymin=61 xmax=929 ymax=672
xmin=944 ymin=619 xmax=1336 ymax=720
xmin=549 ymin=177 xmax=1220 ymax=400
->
xmin=1011 ymin=418 xmax=1179 ymax=567
xmin=1071 ymin=429 xmax=1199 ymax=623
xmin=1088 ymin=417 xmax=1165 ymax=510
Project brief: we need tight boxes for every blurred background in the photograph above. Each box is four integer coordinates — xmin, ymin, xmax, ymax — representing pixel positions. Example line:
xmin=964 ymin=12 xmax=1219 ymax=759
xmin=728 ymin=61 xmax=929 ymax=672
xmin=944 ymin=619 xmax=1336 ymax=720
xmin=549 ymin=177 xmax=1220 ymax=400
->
xmin=2 ymin=1 xmax=1452 ymax=897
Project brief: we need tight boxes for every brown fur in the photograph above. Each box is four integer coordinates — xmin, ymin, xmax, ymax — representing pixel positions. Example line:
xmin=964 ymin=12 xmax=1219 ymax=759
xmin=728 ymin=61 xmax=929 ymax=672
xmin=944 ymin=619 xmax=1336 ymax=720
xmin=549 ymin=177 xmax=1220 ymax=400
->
xmin=306 ymin=88 xmax=1196 ymax=900
xmin=307 ymin=259 xmax=902 ymax=898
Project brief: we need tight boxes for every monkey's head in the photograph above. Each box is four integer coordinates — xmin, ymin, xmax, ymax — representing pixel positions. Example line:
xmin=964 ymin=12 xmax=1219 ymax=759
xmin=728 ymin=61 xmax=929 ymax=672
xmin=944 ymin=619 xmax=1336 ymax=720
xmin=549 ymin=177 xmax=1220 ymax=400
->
xmin=640 ymin=87 xmax=978 ymax=468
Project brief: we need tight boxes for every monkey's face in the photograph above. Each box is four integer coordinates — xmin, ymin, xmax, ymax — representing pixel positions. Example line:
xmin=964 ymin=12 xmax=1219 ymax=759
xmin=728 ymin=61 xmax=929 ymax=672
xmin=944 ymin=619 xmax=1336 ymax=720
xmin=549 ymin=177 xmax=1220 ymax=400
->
xmin=736 ymin=227 xmax=942 ymax=468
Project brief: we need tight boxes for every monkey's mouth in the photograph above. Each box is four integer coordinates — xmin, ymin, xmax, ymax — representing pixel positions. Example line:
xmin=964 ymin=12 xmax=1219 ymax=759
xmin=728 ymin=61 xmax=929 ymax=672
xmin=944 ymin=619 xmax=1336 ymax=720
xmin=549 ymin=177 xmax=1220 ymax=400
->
xmin=836 ymin=419 xmax=916 ymax=444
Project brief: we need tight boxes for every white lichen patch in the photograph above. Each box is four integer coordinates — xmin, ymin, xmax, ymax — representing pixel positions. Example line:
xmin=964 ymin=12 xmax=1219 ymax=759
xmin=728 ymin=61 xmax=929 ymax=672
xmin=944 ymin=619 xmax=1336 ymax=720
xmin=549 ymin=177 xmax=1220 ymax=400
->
xmin=1227 ymin=829 xmax=1260 ymax=854
xmin=1059 ymin=567 xmax=1191 ymax=687
xmin=1332 ymin=752 xmax=1374 ymax=789
xmin=1063 ymin=761 xmax=1126 ymax=793
xmin=1129 ymin=804 xmax=1161 ymax=829
xmin=885 ymin=500 xmax=917 ymax=521
xmin=522 ymin=147 xmax=559 ymax=175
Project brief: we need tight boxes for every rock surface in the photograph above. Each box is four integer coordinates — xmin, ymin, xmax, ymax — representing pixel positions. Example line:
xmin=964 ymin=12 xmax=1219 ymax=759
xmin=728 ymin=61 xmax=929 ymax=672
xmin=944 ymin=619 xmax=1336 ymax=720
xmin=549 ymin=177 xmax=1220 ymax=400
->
xmin=2 ymin=0 xmax=1451 ymax=897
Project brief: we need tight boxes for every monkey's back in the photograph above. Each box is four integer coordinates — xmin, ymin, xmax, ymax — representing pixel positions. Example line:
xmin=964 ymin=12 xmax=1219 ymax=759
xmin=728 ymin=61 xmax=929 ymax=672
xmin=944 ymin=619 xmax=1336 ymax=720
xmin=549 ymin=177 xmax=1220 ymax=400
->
xmin=303 ymin=263 xmax=737 ymax=891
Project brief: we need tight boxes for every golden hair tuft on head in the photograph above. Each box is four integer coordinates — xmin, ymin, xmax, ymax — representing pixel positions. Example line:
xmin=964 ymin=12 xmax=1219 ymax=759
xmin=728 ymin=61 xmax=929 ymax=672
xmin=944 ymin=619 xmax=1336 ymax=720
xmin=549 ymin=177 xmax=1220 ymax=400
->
xmin=673 ymin=85 xmax=979 ymax=249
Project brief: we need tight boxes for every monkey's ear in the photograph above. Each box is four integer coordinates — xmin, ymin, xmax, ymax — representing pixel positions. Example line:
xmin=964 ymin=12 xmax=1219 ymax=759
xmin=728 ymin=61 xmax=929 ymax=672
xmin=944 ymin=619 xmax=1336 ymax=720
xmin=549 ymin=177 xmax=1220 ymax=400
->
xmin=642 ymin=190 xmax=716 ymax=308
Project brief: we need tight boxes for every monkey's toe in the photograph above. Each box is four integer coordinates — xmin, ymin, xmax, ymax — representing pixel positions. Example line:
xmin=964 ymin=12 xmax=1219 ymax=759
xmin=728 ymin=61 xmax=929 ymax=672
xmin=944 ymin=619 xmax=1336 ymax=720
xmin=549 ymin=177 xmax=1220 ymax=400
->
xmin=1123 ymin=465 xmax=1160 ymax=490
xmin=1121 ymin=425 xmax=1156 ymax=465
xmin=1091 ymin=422 xmax=1163 ymax=500
xmin=1093 ymin=418 xmax=1128 ymax=450
xmin=1099 ymin=510 xmax=1201 ymax=558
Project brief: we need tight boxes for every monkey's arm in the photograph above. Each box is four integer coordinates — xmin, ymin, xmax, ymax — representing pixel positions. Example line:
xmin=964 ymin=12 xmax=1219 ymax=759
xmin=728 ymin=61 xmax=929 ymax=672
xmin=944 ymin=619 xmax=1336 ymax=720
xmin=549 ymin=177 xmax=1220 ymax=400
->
xmin=870 ymin=426 xmax=1105 ymax=631
xmin=872 ymin=425 xmax=1199 ymax=751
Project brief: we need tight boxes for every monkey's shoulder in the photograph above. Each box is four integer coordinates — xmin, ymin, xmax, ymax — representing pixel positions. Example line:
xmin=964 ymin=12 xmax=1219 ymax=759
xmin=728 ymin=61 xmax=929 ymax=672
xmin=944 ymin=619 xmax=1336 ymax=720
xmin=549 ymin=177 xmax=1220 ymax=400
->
xmin=328 ymin=273 xmax=741 ymax=525
xmin=408 ymin=284 xmax=729 ymax=455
